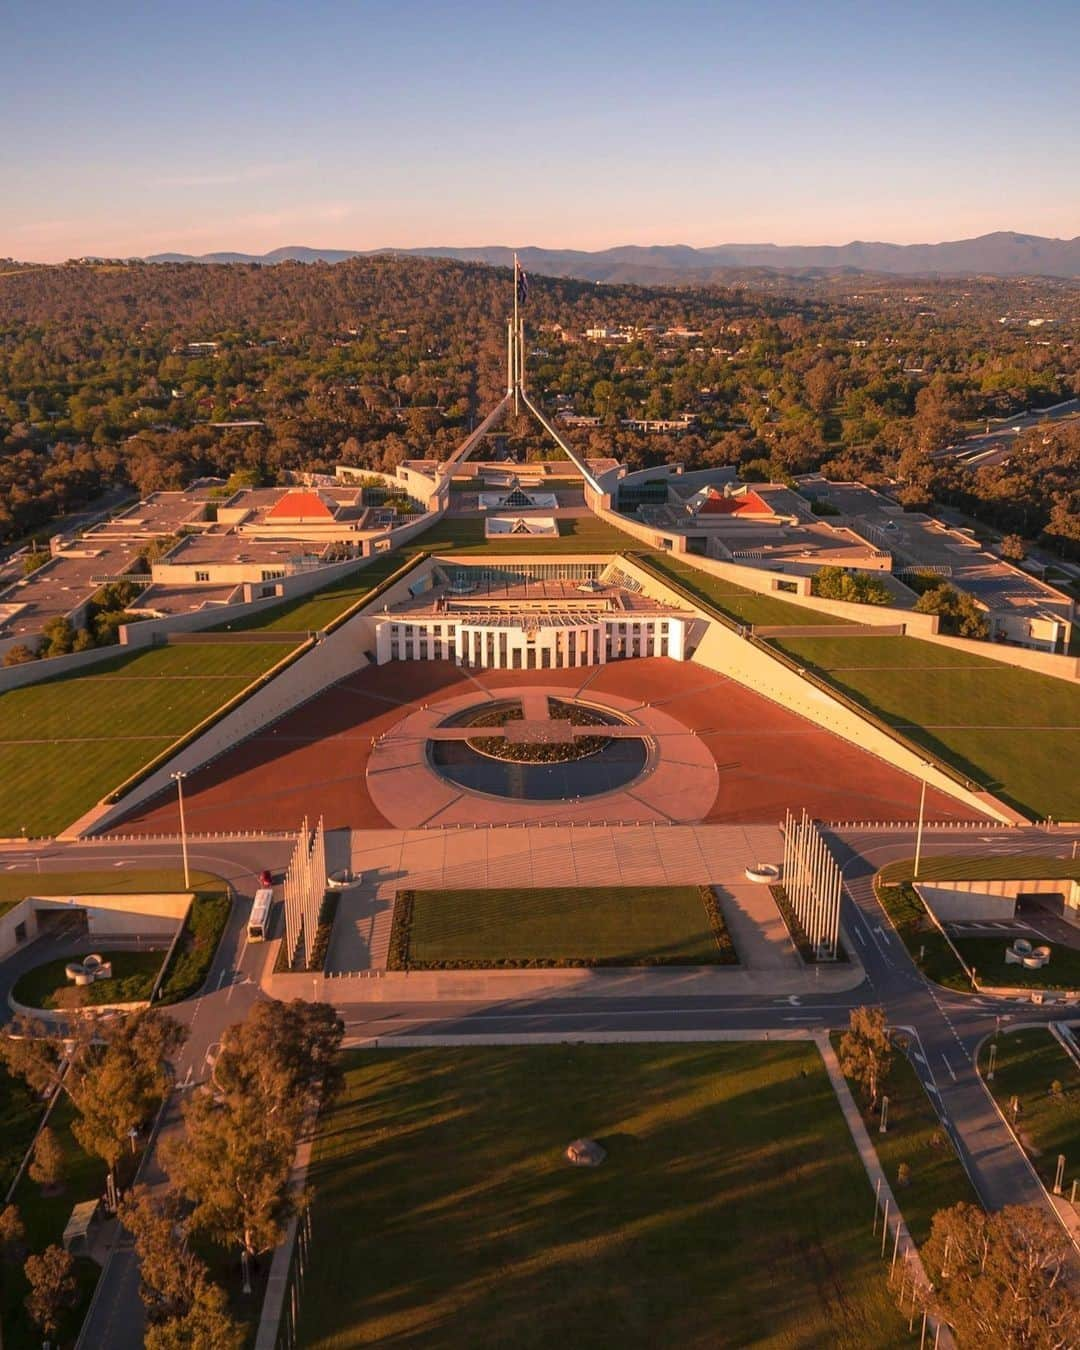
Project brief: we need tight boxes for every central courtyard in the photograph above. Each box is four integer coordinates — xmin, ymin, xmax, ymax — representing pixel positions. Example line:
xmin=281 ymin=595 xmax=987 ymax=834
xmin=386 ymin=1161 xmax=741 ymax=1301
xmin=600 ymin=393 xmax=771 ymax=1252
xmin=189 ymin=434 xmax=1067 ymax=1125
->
xmin=111 ymin=656 xmax=982 ymax=834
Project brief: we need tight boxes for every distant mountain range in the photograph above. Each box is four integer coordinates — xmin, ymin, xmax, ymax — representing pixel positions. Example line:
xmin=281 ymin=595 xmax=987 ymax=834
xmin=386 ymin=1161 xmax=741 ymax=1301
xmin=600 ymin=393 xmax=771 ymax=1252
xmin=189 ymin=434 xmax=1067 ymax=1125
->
xmin=144 ymin=232 xmax=1080 ymax=281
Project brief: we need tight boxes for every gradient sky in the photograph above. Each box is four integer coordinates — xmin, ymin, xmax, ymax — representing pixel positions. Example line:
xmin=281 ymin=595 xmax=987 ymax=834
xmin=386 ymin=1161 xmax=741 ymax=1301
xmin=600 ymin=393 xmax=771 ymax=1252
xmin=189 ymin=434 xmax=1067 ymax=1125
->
xmin=3 ymin=0 xmax=1078 ymax=261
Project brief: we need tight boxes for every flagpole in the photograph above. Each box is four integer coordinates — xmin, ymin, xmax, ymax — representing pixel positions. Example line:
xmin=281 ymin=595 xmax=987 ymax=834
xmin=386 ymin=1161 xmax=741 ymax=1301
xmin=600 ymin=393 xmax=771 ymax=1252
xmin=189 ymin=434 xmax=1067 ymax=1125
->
xmin=512 ymin=252 xmax=520 ymax=415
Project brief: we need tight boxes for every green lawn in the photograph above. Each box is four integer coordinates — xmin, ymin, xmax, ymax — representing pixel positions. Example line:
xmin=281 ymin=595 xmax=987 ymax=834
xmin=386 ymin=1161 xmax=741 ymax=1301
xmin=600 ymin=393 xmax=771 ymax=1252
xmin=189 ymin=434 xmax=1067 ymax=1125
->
xmin=953 ymin=935 xmax=1080 ymax=991
xmin=768 ymin=635 xmax=1080 ymax=820
xmin=12 ymin=949 xmax=165 ymax=1010
xmin=387 ymin=885 xmax=735 ymax=968
xmin=831 ymin=1038 xmax=978 ymax=1244
xmin=879 ymin=854 xmax=1080 ymax=885
xmin=640 ymin=552 xmax=854 ymax=629
xmin=0 ymin=644 xmax=295 ymax=836
xmin=978 ymin=1028 xmax=1080 ymax=1197
xmin=297 ymin=1044 xmax=911 ymax=1350
xmin=874 ymin=874 xmax=969 ymax=992
xmin=213 ymin=550 xmax=411 ymax=632
xmin=410 ymin=514 xmax=641 ymax=555
xmin=156 ymin=891 xmax=232 ymax=1002
xmin=0 ymin=866 xmax=224 ymax=905
xmin=3 ymin=1095 xmax=106 ymax=1350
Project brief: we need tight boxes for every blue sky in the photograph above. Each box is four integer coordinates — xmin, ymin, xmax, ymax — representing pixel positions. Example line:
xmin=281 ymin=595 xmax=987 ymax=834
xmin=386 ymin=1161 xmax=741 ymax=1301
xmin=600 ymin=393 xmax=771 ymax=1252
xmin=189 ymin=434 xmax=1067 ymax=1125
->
xmin=2 ymin=0 xmax=1078 ymax=260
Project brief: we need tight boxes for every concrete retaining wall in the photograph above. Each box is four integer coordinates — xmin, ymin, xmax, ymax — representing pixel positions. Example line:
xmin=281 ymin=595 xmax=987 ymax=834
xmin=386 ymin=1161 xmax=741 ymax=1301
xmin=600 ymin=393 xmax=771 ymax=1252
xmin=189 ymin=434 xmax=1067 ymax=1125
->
xmin=0 ymin=642 xmax=138 ymax=694
xmin=0 ymin=892 xmax=190 ymax=960
xmin=918 ymin=630 xmax=1080 ymax=682
xmin=915 ymin=885 xmax=1019 ymax=922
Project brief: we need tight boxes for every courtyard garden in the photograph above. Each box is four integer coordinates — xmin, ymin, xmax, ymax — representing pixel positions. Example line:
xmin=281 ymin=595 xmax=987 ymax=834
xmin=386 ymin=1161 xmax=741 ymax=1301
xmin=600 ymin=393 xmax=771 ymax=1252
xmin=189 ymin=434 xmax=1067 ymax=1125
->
xmin=296 ymin=1043 xmax=912 ymax=1349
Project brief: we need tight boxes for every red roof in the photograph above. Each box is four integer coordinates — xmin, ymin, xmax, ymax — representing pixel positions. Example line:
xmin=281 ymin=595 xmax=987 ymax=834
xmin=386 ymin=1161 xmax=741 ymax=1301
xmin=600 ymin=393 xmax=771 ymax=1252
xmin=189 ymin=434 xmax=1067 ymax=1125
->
xmin=265 ymin=490 xmax=336 ymax=522
xmin=698 ymin=488 xmax=771 ymax=516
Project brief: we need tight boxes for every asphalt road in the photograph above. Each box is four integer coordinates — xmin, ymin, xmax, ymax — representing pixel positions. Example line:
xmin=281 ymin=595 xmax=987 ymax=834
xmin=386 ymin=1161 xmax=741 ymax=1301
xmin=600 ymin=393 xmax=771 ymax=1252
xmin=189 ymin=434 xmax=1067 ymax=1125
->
xmin=937 ymin=396 xmax=1080 ymax=470
xmin=2 ymin=825 xmax=1077 ymax=1347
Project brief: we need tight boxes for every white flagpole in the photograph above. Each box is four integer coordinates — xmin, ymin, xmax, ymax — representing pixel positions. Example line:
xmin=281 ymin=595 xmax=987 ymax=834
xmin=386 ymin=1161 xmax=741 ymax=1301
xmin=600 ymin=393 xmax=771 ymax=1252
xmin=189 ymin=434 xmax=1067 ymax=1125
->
xmin=512 ymin=252 xmax=520 ymax=415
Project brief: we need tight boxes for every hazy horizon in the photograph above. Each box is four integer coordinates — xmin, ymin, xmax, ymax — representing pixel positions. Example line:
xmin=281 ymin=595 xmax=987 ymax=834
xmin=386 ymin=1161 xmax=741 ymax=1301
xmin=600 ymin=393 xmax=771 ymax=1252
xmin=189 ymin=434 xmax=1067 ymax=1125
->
xmin=3 ymin=0 xmax=1078 ymax=263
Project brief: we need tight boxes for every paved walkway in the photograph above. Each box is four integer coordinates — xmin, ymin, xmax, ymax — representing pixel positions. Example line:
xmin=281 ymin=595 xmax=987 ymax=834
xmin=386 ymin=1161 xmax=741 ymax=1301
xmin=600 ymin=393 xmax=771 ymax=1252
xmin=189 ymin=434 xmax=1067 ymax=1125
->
xmin=817 ymin=1032 xmax=955 ymax=1348
xmin=327 ymin=822 xmax=785 ymax=971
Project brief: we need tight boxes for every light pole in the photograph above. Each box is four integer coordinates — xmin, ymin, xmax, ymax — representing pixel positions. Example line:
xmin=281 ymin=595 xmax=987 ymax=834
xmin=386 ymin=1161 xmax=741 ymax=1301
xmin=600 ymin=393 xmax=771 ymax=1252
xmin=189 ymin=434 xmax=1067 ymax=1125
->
xmin=913 ymin=773 xmax=928 ymax=880
xmin=171 ymin=771 xmax=190 ymax=890
xmin=987 ymin=1043 xmax=997 ymax=1080
xmin=879 ymin=1094 xmax=889 ymax=1134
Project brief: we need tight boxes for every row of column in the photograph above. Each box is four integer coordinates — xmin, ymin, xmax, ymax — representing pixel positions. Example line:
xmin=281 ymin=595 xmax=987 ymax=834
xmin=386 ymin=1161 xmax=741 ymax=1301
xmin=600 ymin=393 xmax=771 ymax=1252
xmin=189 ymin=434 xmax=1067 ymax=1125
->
xmin=782 ymin=807 xmax=842 ymax=959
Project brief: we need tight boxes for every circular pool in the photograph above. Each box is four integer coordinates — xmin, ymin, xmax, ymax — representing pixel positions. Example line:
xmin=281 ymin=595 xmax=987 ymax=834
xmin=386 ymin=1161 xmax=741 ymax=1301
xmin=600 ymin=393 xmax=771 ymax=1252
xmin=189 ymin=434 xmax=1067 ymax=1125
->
xmin=428 ymin=698 xmax=652 ymax=801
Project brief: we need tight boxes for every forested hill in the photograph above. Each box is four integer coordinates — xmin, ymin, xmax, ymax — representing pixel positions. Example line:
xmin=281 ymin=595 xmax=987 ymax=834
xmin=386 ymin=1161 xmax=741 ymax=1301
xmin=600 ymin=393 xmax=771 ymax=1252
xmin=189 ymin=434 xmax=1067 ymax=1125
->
xmin=0 ymin=256 xmax=1077 ymax=558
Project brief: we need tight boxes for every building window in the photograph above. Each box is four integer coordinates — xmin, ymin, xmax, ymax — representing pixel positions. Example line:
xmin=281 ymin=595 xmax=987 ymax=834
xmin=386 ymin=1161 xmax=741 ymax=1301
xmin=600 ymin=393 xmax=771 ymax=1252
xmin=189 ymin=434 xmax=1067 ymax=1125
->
xmin=195 ymin=570 xmax=210 ymax=582
xmin=14 ymin=921 xmax=27 ymax=944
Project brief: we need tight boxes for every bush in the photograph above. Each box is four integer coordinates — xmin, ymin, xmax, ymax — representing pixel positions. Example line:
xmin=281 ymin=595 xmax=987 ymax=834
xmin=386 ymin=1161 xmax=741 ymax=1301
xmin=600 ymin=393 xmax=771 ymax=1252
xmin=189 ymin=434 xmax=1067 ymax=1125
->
xmin=811 ymin=565 xmax=891 ymax=606
xmin=157 ymin=893 xmax=231 ymax=1003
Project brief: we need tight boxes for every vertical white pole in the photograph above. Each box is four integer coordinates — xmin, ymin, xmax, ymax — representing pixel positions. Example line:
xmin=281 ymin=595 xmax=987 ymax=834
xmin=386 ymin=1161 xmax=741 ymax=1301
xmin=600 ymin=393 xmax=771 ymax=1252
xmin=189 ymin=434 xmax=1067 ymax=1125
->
xmin=507 ymin=321 xmax=514 ymax=395
xmin=512 ymin=254 xmax=520 ymax=415
xmin=914 ymin=775 xmax=927 ymax=880
xmin=172 ymin=772 xmax=190 ymax=891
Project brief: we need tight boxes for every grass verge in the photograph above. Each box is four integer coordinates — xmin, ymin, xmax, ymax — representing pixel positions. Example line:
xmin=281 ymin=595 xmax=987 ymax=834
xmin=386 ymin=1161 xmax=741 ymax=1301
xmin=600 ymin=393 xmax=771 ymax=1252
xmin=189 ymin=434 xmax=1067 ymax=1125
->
xmin=873 ymin=874 xmax=969 ymax=992
xmin=977 ymin=1028 xmax=1080 ymax=1198
xmin=386 ymin=885 xmax=737 ymax=969
xmin=831 ymin=1035 xmax=978 ymax=1244
xmin=297 ymin=1043 xmax=911 ymax=1349
xmin=156 ymin=890 xmax=232 ymax=1003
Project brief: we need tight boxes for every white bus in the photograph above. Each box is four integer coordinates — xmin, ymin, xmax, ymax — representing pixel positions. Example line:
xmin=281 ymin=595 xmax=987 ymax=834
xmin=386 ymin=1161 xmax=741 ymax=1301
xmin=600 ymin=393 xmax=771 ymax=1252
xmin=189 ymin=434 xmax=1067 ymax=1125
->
xmin=248 ymin=887 xmax=274 ymax=941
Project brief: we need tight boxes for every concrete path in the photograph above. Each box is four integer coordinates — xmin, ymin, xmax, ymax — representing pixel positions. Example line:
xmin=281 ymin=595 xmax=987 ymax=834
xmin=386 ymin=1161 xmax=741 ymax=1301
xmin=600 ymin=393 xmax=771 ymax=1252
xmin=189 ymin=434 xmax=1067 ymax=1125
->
xmin=327 ymin=822 xmax=785 ymax=971
xmin=713 ymin=882 xmax=801 ymax=970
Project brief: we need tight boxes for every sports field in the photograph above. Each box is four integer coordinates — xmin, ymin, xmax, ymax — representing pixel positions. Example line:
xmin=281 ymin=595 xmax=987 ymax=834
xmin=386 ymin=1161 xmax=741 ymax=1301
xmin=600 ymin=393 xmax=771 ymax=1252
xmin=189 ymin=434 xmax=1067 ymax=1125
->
xmin=298 ymin=1044 xmax=910 ymax=1350
xmin=641 ymin=552 xmax=854 ymax=629
xmin=768 ymin=634 xmax=1080 ymax=820
xmin=0 ymin=641 xmax=296 ymax=836
xmin=388 ymin=885 xmax=736 ymax=968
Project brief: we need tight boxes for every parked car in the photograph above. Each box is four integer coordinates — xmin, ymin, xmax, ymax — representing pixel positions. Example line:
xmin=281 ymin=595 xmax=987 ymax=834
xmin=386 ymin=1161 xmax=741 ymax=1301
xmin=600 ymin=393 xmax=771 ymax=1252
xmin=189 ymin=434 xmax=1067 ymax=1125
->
xmin=259 ymin=869 xmax=273 ymax=888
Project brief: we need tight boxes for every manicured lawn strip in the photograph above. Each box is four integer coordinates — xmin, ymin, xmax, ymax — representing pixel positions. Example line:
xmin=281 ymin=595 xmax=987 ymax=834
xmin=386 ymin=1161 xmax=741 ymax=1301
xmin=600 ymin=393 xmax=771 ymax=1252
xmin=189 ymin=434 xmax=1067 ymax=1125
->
xmin=298 ymin=1044 xmax=909 ymax=1350
xmin=0 ymin=642 xmax=296 ymax=835
xmin=0 ymin=739 xmax=177 ymax=838
xmin=830 ymin=1035 xmax=978 ymax=1245
xmin=977 ymin=1029 xmax=1080 ymax=1197
xmin=12 ymin=950 xmax=164 ymax=1010
xmin=642 ymin=552 xmax=853 ymax=628
xmin=214 ymin=551 xmax=409 ymax=632
xmin=879 ymin=854 xmax=1080 ymax=886
xmin=952 ymin=935 xmax=1080 ymax=991
xmin=157 ymin=891 xmax=233 ymax=1003
xmin=874 ymin=874 xmax=969 ymax=992
xmin=3 ymin=1095 xmax=106 ymax=1350
xmin=388 ymin=885 xmax=736 ymax=968
xmin=768 ymin=634 xmax=1080 ymax=820
xmin=409 ymin=514 xmax=641 ymax=555
xmin=0 ymin=867 xmax=225 ymax=905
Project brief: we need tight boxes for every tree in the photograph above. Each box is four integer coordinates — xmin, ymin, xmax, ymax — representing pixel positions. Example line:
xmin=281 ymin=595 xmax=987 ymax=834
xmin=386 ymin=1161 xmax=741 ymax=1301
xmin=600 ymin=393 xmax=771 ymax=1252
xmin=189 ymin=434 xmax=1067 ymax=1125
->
xmin=28 ymin=1125 xmax=65 ymax=1194
xmin=912 ymin=579 xmax=990 ymax=638
xmin=3 ymin=642 xmax=39 ymax=666
xmin=24 ymin=1244 xmax=78 ymax=1340
xmin=838 ymin=1005 xmax=893 ymax=1108
xmin=811 ymin=565 xmax=891 ymax=606
xmin=119 ymin=1186 xmax=209 ymax=1324
xmin=164 ymin=1091 xmax=296 ymax=1270
xmin=1000 ymin=533 xmax=1027 ymax=562
xmin=144 ymin=1279 xmax=246 ymax=1350
xmin=210 ymin=1000 xmax=344 ymax=1140
xmin=0 ymin=1203 xmax=26 ymax=1263
xmin=924 ymin=1202 xmax=1080 ymax=1348
xmin=70 ymin=1010 xmax=187 ymax=1190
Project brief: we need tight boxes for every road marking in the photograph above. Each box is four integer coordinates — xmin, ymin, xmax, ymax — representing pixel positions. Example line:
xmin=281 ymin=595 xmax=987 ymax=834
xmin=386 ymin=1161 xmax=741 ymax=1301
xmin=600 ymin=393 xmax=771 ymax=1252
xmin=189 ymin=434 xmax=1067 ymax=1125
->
xmin=941 ymin=1053 xmax=958 ymax=1082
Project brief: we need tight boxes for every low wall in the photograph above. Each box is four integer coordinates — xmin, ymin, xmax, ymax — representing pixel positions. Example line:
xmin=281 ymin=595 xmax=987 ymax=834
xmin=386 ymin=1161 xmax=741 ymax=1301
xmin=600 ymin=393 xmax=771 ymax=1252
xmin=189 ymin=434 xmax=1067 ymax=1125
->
xmin=918 ymin=630 xmax=1080 ymax=683
xmin=0 ymin=892 xmax=190 ymax=960
xmin=0 ymin=642 xmax=137 ymax=694
xmin=915 ymin=884 xmax=1019 ymax=923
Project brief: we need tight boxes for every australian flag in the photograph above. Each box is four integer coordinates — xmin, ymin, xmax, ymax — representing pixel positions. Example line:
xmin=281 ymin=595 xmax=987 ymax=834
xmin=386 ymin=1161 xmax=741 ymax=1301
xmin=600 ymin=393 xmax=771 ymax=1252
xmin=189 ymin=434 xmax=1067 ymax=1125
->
xmin=516 ymin=266 xmax=529 ymax=305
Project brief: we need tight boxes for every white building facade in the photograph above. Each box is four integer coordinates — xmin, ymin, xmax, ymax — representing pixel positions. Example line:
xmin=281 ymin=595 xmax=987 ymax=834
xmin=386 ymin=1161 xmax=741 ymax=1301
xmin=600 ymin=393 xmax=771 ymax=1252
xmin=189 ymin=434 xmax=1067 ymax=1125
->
xmin=375 ymin=612 xmax=686 ymax=669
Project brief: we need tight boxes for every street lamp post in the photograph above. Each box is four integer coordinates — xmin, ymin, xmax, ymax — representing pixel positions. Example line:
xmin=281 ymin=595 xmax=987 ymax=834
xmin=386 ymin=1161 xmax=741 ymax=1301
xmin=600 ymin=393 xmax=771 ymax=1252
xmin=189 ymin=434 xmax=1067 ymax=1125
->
xmin=913 ymin=774 xmax=928 ymax=880
xmin=171 ymin=771 xmax=190 ymax=890
xmin=880 ymin=1094 xmax=889 ymax=1134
